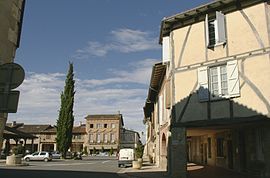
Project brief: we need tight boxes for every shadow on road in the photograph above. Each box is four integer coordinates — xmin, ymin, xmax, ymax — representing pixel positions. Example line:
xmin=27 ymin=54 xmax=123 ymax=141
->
xmin=0 ymin=168 xmax=122 ymax=178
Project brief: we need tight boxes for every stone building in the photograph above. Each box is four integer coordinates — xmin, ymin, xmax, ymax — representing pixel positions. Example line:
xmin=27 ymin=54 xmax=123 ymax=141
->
xmin=144 ymin=0 xmax=270 ymax=177
xmin=85 ymin=114 xmax=124 ymax=154
xmin=2 ymin=122 xmax=86 ymax=153
xmin=120 ymin=128 xmax=140 ymax=149
xmin=0 ymin=0 xmax=25 ymax=152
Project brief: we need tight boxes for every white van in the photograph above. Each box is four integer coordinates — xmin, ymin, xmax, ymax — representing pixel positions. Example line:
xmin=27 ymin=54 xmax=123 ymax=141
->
xmin=118 ymin=148 xmax=134 ymax=167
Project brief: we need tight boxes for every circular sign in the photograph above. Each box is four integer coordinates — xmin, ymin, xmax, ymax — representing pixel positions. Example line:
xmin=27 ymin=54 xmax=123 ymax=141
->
xmin=0 ymin=63 xmax=25 ymax=89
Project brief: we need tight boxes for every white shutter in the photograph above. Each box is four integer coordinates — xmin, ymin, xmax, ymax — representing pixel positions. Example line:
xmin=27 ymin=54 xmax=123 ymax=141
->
xmin=162 ymin=36 xmax=170 ymax=63
xmin=198 ymin=66 xmax=209 ymax=102
xmin=227 ymin=60 xmax=240 ymax=97
xmin=205 ymin=14 xmax=210 ymax=47
xmin=216 ymin=11 xmax=226 ymax=44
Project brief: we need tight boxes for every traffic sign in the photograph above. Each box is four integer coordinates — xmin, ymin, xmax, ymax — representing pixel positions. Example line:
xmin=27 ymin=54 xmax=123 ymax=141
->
xmin=0 ymin=63 xmax=25 ymax=89
xmin=0 ymin=91 xmax=20 ymax=113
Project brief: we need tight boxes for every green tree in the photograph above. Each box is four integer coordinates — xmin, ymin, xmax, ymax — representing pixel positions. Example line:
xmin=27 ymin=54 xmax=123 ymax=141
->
xmin=56 ymin=62 xmax=75 ymax=158
xmin=109 ymin=147 xmax=114 ymax=156
xmin=101 ymin=146 xmax=105 ymax=153
xmin=93 ymin=147 xmax=96 ymax=155
xmin=83 ymin=146 xmax=88 ymax=155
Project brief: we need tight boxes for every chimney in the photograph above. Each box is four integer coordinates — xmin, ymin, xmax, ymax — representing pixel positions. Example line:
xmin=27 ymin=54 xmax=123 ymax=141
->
xmin=79 ymin=121 xmax=82 ymax=126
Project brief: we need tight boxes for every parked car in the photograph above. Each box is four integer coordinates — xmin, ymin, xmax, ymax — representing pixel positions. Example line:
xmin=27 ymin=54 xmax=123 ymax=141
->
xmin=65 ymin=151 xmax=73 ymax=159
xmin=51 ymin=151 xmax=61 ymax=159
xmin=24 ymin=151 xmax=52 ymax=162
xmin=118 ymin=148 xmax=135 ymax=167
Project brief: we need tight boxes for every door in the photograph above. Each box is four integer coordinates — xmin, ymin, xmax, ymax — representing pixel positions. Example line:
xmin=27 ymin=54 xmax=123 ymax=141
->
xmin=204 ymin=143 xmax=207 ymax=164
xmin=227 ymin=140 xmax=233 ymax=169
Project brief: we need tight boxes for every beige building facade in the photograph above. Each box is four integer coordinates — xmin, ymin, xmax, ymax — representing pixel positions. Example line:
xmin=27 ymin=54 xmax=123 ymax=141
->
xmin=144 ymin=0 xmax=270 ymax=177
xmin=2 ymin=122 xmax=86 ymax=153
xmin=85 ymin=114 xmax=124 ymax=154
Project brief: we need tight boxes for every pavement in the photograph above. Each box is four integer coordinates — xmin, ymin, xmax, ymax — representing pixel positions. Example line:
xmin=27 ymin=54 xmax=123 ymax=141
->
xmin=117 ymin=162 xmax=169 ymax=178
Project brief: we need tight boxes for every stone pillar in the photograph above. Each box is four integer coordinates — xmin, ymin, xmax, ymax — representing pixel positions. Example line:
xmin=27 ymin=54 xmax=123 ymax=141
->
xmin=54 ymin=143 xmax=57 ymax=151
xmin=168 ymin=127 xmax=187 ymax=178
xmin=0 ymin=114 xmax=7 ymax=152
xmin=31 ymin=139 xmax=34 ymax=153
xmin=39 ymin=143 xmax=43 ymax=151
xmin=264 ymin=127 xmax=270 ymax=177
xmin=4 ymin=139 xmax=10 ymax=156
xmin=155 ymin=133 xmax=160 ymax=166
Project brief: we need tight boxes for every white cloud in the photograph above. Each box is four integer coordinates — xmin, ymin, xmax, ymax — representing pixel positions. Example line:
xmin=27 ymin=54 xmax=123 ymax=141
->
xmin=74 ymin=28 xmax=160 ymax=58
xmin=8 ymin=58 xmax=158 ymax=136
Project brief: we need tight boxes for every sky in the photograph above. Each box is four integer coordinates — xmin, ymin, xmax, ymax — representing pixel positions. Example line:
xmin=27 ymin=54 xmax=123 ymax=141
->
xmin=9 ymin=0 xmax=210 ymax=139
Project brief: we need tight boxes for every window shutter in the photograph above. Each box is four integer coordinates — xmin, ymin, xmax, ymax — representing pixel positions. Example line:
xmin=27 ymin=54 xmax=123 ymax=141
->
xmin=165 ymin=80 xmax=171 ymax=109
xmin=205 ymin=14 xmax=210 ymax=47
xmin=198 ymin=66 xmax=209 ymax=102
xmin=216 ymin=11 xmax=226 ymax=44
xmin=162 ymin=36 xmax=170 ymax=63
xmin=227 ymin=60 xmax=240 ymax=97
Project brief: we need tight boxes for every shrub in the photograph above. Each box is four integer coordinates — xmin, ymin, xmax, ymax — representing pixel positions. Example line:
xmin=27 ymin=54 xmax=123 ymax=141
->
xmin=109 ymin=147 xmax=114 ymax=156
xmin=83 ymin=146 xmax=88 ymax=155
xmin=135 ymin=143 xmax=144 ymax=159
xmin=12 ymin=145 xmax=24 ymax=155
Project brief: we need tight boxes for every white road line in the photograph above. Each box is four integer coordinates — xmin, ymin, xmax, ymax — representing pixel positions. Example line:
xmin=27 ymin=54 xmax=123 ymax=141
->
xmin=39 ymin=162 xmax=95 ymax=167
xmin=101 ymin=160 xmax=111 ymax=164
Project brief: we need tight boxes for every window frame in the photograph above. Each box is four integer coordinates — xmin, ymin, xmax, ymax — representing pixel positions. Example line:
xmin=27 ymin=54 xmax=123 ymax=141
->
xmin=209 ymin=64 xmax=229 ymax=100
xmin=205 ymin=11 xmax=226 ymax=48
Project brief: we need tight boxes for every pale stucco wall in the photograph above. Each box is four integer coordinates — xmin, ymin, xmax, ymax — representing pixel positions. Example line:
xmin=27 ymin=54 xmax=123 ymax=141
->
xmin=171 ymin=3 xmax=270 ymax=122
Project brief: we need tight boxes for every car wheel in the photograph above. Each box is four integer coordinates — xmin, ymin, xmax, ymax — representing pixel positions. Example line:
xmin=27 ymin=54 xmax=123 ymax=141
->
xmin=25 ymin=158 xmax=30 ymax=162
xmin=44 ymin=158 xmax=48 ymax=162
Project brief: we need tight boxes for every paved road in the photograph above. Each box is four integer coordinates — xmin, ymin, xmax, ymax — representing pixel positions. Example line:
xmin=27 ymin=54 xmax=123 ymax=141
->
xmin=0 ymin=156 xmax=125 ymax=178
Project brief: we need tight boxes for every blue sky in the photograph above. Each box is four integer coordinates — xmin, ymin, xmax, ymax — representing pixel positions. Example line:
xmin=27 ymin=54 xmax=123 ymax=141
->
xmin=9 ymin=0 xmax=210 ymax=137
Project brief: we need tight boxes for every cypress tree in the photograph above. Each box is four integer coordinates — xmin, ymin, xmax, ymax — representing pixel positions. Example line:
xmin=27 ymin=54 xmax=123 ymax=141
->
xmin=56 ymin=62 xmax=75 ymax=158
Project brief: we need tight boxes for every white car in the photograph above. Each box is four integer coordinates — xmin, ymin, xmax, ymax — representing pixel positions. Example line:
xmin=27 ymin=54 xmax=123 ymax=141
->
xmin=24 ymin=151 xmax=52 ymax=162
xmin=51 ymin=151 xmax=61 ymax=159
xmin=118 ymin=148 xmax=135 ymax=167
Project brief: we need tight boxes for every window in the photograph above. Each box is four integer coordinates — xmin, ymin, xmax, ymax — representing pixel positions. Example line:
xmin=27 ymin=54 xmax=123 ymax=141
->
xmin=104 ymin=134 xmax=108 ymax=143
xmin=208 ymin=137 xmax=212 ymax=158
xmin=197 ymin=60 xmax=240 ymax=102
xmin=46 ymin=134 xmax=51 ymax=139
xmin=104 ymin=124 xmax=107 ymax=128
xmin=89 ymin=134 xmax=93 ymax=143
xmin=97 ymin=123 xmax=102 ymax=129
xmin=111 ymin=133 xmax=115 ymax=143
xmin=97 ymin=133 xmax=101 ymax=143
xmin=205 ymin=11 xmax=226 ymax=47
xmin=90 ymin=124 xmax=94 ymax=128
xmin=209 ymin=65 xmax=228 ymax=98
xmin=111 ymin=123 xmax=115 ymax=129
xmin=217 ymin=138 xmax=224 ymax=157
xmin=40 ymin=152 xmax=46 ymax=156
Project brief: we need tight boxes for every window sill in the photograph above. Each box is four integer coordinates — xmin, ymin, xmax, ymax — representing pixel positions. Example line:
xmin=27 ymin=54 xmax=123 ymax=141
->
xmin=208 ymin=42 xmax=226 ymax=49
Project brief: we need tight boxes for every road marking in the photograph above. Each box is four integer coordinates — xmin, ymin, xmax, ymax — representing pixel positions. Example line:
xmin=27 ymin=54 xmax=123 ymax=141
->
xmin=102 ymin=160 xmax=111 ymax=164
xmin=38 ymin=162 xmax=95 ymax=167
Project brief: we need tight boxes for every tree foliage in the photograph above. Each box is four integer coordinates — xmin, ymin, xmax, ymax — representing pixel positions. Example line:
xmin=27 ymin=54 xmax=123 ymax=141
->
xmin=56 ymin=62 xmax=75 ymax=158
